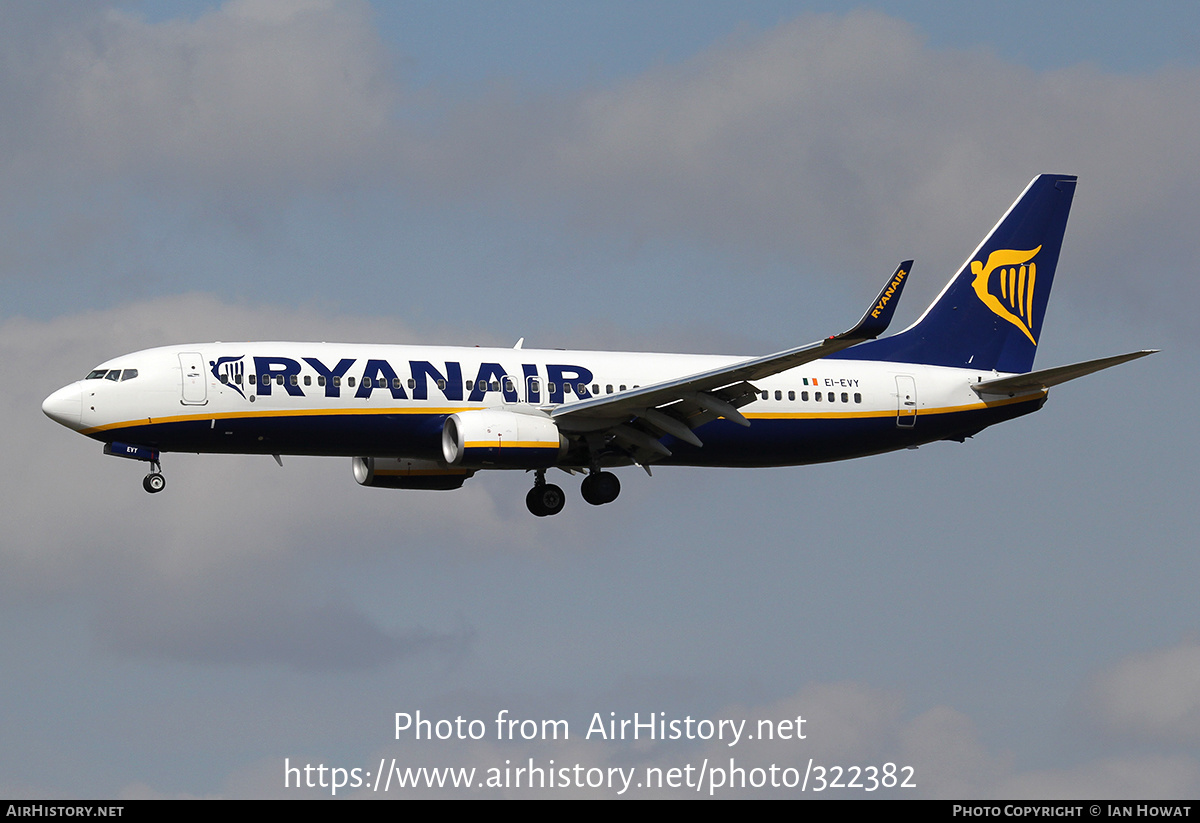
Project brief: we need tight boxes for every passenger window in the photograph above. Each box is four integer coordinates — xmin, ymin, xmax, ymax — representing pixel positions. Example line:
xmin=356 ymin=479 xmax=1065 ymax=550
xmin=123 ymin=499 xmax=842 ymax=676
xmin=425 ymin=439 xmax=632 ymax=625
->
xmin=395 ymin=378 xmax=403 ymax=389
xmin=760 ymin=391 xmax=768 ymax=400
xmin=348 ymin=377 xmax=356 ymax=387
xmin=407 ymin=378 xmax=415 ymax=389
xmin=249 ymin=374 xmax=257 ymax=385
xmin=219 ymin=374 xmax=229 ymax=384
xmin=592 ymin=384 xmax=599 ymax=395
xmin=318 ymin=376 xmax=326 ymax=387
xmin=490 ymin=381 xmax=499 ymax=392
xmin=576 ymin=383 xmax=586 ymax=395
xmin=774 ymin=390 xmax=782 ymax=400
xmin=854 ymin=393 xmax=862 ymax=403
xmin=802 ymin=391 xmax=808 ymax=401
xmin=465 ymin=380 xmax=474 ymax=391
xmin=363 ymin=377 xmax=374 ymax=388
xmin=606 ymin=384 xmax=613 ymax=394
xmin=333 ymin=376 xmax=341 ymax=387
xmin=548 ymin=383 xmax=557 ymax=394
xmin=290 ymin=375 xmax=298 ymax=386
xmin=815 ymin=392 xmax=822 ymax=402
xmin=841 ymin=392 xmax=848 ymax=403
xmin=276 ymin=375 xmax=284 ymax=385
xmin=437 ymin=379 xmax=446 ymax=390
xmin=304 ymin=375 xmax=311 ymax=386
xmin=788 ymin=391 xmax=795 ymax=401
xmin=504 ymin=378 xmax=515 ymax=392
xmin=619 ymin=385 xmax=626 ymax=391
xmin=564 ymin=383 xmax=573 ymax=394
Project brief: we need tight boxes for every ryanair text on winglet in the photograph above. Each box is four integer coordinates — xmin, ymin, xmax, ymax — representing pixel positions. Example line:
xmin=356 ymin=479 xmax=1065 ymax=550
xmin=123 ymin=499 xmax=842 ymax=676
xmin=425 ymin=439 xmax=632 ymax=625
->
xmin=870 ymin=269 xmax=908 ymax=318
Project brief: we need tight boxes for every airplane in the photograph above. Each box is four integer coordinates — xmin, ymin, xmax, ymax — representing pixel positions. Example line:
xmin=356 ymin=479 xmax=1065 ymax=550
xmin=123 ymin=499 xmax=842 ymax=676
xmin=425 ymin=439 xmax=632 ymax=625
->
xmin=42 ymin=173 xmax=1154 ymax=516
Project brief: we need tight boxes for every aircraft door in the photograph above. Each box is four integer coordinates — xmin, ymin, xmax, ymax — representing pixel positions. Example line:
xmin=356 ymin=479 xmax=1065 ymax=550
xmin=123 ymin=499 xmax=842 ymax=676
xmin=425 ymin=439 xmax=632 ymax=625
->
xmin=179 ymin=352 xmax=208 ymax=405
xmin=895 ymin=375 xmax=916 ymax=427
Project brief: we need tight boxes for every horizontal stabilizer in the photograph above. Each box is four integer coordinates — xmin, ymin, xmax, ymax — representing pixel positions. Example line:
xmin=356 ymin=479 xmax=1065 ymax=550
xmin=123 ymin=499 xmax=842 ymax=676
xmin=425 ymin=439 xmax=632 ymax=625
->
xmin=973 ymin=350 xmax=1158 ymax=396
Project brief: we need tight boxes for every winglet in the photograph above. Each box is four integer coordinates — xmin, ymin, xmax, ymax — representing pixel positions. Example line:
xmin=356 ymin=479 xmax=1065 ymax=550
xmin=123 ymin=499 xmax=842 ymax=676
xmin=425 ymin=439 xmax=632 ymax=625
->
xmin=836 ymin=261 xmax=912 ymax=342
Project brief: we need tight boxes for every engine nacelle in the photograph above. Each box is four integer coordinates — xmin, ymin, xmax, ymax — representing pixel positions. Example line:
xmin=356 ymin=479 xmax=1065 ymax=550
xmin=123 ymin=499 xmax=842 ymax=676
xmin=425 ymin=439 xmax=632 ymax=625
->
xmin=352 ymin=457 xmax=473 ymax=491
xmin=442 ymin=409 xmax=566 ymax=469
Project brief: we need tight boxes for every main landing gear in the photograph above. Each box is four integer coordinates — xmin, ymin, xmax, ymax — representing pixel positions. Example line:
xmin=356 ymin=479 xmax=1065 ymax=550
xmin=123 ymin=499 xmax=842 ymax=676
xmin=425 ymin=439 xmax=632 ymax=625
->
xmin=580 ymin=470 xmax=620 ymax=506
xmin=526 ymin=472 xmax=565 ymax=517
xmin=525 ymin=468 xmax=621 ymax=516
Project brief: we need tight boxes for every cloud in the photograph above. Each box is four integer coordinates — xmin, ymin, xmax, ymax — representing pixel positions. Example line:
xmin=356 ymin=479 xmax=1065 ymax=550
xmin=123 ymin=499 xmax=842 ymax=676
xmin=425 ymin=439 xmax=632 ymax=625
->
xmin=1 ymin=295 xmax=528 ymax=670
xmin=3 ymin=6 xmax=1198 ymax=335
xmin=997 ymin=755 xmax=1200 ymax=800
xmin=1082 ymin=642 xmax=1200 ymax=745
xmin=4 ymin=0 xmax=394 ymax=192
xmin=405 ymin=11 xmax=1200 ymax=333
xmin=199 ymin=672 xmax=1200 ymax=797
xmin=419 ymin=12 xmax=1200 ymax=249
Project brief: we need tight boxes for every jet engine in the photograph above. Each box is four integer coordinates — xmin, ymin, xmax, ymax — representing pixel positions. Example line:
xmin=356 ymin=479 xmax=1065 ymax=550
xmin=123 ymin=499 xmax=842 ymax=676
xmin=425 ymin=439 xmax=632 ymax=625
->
xmin=441 ymin=409 xmax=566 ymax=469
xmin=352 ymin=457 xmax=473 ymax=491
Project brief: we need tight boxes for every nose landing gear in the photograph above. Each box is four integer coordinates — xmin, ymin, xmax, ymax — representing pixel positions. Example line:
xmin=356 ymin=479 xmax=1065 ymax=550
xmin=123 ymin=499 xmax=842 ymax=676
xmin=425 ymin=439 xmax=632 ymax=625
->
xmin=104 ymin=441 xmax=167 ymax=494
xmin=142 ymin=470 xmax=166 ymax=494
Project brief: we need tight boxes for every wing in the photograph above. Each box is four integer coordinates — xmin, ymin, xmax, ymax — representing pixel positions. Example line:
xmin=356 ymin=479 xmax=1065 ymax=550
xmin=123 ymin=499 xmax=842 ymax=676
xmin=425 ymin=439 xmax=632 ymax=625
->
xmin=552 ymin=262 xmax=912 ymax=460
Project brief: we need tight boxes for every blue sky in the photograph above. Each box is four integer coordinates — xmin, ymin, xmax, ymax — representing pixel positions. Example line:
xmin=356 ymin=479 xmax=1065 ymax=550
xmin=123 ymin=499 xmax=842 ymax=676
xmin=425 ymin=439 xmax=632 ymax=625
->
xmin=3 ymin=0 xmax=1199 ymax=798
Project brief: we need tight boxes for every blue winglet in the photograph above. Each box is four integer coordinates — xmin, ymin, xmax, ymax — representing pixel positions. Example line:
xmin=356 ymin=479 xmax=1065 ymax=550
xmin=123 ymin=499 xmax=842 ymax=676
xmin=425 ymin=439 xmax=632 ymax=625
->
xmin=837 ymin=260 xmax=913 ymax=342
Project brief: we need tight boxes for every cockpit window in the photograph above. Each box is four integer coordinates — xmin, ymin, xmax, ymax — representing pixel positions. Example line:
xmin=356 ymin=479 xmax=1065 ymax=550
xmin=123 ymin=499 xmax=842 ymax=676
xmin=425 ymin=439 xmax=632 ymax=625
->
xmin=86 ymin=368 xmax=139 ymax=381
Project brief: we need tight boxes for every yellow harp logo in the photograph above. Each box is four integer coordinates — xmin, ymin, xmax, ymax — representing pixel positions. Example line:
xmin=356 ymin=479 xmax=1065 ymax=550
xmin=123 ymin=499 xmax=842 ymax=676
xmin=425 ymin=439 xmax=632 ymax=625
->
xmin=970 ymin=245 xmax=1042 ymax=345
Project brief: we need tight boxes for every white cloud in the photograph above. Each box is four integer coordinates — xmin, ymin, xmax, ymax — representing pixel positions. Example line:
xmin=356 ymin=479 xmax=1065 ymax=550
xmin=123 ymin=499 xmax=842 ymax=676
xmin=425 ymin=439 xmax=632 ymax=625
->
xmin=997 ymin=755 xmax=1200 ymax=800
xmin=8 ymin=0 xmax=394 ymax=191
xmin=4 ymin=6 xmax=1198 ymax=333
xmin=1083 ymin=642 xmax=1200 ymax=745
xmin=194 ymin=675 xmax=1200 ymax=798
xmin=1 ymin=295 xmax=533 ymax=669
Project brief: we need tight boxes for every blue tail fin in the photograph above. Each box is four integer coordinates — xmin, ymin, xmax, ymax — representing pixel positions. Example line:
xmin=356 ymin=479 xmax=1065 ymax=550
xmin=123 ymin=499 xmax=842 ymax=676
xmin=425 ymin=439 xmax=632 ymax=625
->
xmin=842 ymin=174 xmax=1077 ymax=373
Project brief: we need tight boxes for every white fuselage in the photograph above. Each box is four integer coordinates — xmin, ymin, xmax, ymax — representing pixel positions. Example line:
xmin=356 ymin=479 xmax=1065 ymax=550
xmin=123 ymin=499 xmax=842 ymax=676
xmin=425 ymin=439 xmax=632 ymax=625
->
xmin=43 ymin=341 xmax=1038 ymax=469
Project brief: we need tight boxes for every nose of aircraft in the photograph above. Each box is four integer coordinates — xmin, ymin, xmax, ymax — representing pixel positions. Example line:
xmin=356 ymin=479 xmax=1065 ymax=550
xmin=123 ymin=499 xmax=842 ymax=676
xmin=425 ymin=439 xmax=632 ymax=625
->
xmin=42 ymin=384 xmax=83 ymax=429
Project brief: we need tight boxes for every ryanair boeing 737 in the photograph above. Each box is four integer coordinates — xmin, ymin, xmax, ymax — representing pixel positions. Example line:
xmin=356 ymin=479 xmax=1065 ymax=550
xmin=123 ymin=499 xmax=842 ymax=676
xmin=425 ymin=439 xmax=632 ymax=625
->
xmin=42 ymin=174 xmax=1153 ymax=516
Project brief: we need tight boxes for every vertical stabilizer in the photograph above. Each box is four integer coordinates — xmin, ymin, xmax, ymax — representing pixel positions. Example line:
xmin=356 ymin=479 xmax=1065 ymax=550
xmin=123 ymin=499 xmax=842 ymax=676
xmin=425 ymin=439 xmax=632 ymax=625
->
xmin=844 ymin=174 xmax=1077 ymax=373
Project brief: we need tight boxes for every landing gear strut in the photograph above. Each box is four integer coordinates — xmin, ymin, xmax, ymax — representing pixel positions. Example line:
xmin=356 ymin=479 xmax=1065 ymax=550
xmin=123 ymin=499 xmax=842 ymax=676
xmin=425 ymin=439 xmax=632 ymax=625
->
xmin=526 ymin=470 xmax=565 ymax=517
xmin=580 ymin=470 xmax=620 ymax=506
